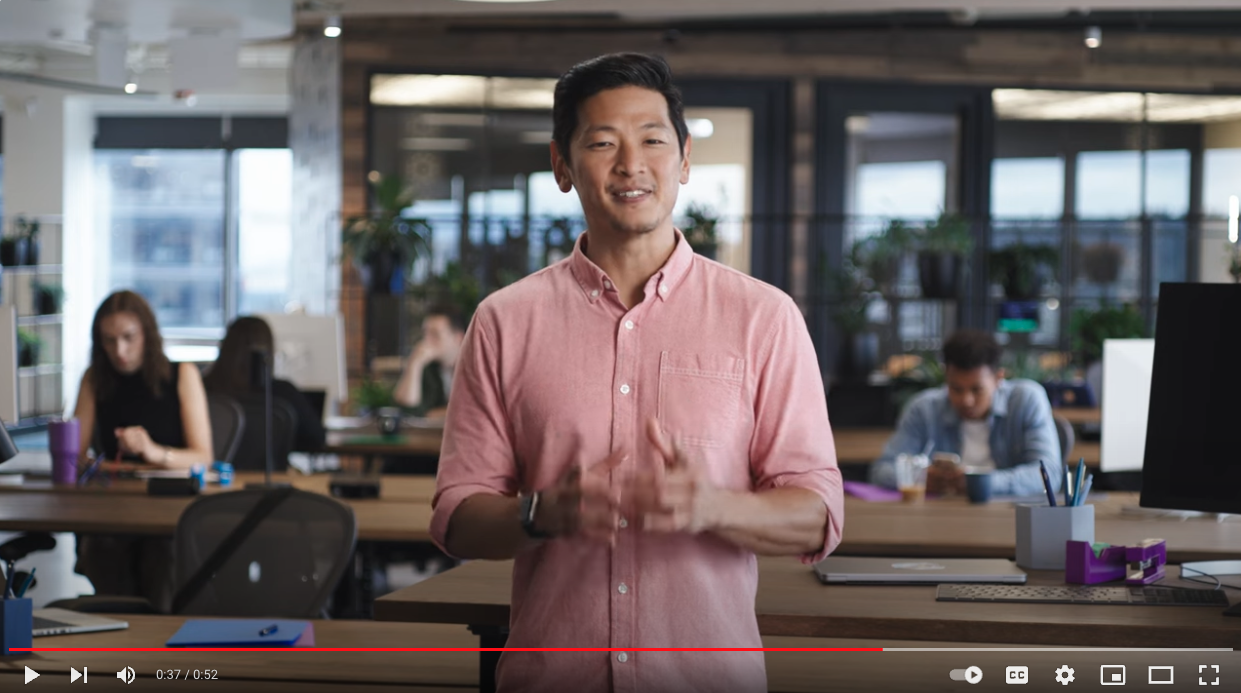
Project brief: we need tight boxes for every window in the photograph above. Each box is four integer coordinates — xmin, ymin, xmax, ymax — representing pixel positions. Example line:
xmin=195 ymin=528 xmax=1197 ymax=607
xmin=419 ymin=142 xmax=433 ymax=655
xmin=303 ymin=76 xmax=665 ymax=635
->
xmin=991 ymin=158 xmax=1064 ymax=219
xmin=93 ymin=117 xmax=291 ymax=337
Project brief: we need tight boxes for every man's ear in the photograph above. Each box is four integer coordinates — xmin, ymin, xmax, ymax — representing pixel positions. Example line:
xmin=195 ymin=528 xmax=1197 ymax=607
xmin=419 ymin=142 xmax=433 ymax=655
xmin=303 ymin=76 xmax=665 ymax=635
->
xmin=550 ymin=141 xmax=574 ymax=193
xmin=679 ymin=134 xmax=692 ymax=185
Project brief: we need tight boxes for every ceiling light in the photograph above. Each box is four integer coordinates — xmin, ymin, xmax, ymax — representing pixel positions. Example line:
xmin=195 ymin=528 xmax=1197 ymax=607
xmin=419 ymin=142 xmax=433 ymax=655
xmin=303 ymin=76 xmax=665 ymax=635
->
xmin=123 ymin=81 xmax=138 ymax=94
xmin=324 ymin=15 xmax=341 ymax=38
xmin=1084 ymin=26 xmax=1101 ymax=49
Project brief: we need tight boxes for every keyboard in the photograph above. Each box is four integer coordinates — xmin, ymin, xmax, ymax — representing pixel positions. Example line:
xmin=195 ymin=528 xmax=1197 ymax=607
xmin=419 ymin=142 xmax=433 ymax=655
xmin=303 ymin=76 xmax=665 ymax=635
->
xmin=936 ymin=584 xmax=1231 ymax=606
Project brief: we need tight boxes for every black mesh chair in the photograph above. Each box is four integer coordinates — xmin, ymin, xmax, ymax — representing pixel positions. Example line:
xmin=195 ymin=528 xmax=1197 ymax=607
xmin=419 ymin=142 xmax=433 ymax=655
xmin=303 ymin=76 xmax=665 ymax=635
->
xmin=206 ymin=392 xmax=246 ymax=466
xmin=231 ymin=395 xmax=297 ymax=472
xmin=174 ymin=489 xmax=357 ymax=617
xmin=50 ymin=489 xmax=356 ymax=619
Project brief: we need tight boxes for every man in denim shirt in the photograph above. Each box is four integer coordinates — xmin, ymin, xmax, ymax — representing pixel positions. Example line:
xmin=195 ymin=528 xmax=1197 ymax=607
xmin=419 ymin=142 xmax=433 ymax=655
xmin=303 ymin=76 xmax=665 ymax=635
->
xmin=870 ymin=330 xmax=1062 ymax=497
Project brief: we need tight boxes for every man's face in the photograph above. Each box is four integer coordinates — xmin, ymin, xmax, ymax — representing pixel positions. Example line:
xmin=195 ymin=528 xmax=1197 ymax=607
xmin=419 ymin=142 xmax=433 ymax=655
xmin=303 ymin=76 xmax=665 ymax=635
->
xmin=422 ymin=315 xmax=464 ymax=367
xmin=945 ymin=365 xmax=1000 ymax=421
xmin=551 ymin=85 xmax=690 ymax=240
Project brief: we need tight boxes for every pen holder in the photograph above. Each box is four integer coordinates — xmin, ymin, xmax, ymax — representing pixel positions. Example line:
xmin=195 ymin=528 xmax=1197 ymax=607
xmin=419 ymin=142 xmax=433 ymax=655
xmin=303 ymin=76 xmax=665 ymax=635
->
xmin=0 ymin=597 xmax=33 ymax=656
xmin=1015 ymin=504 xmax=1095 ymax=570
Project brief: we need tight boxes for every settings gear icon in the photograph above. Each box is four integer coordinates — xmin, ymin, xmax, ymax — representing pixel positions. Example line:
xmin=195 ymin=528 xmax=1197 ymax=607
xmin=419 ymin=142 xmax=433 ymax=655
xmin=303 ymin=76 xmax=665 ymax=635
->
xmin=1055 ymin=665 xmax=1076 ymax=685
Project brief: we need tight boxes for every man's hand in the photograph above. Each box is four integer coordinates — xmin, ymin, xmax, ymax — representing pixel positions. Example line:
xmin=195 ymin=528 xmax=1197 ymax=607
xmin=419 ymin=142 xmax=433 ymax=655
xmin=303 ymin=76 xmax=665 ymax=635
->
xmin=537 ymin=450 xmax=625 ymax=544
xmin=925 ymin=463 xmax=966 ymax=496
xmin=630 ymin=418 xmax=721 ymax=534
xmin=407 ymin=338 xmax=442 ymax=368
xmin=114 ymin=426 xmax=158 ymax=463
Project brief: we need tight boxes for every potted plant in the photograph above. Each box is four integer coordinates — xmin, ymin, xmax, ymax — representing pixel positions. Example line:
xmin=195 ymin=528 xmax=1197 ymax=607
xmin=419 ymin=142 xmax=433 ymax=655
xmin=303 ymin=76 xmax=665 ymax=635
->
xmin=31 ymin=280 xmax=64 ymax=316
xmin=1069 ymin=303 xmax=1145 ymax=367
xmin=680 ymin=202 xmax=719 ymax=260
xmin=855 ymin=219 xmax=915 ymax=294
xmin=408 ymin=260 xmax=483 ymax=325
xmin=0 ymin=235 xmax=25 ymax=267
xmin=988 ymin=242 xmax=1059 ymax=300
xmin=342 ymin=175 xmax=431 ymax=295
xmin=1081 ymin=241 xmax=1124 ymax=285
xmin=827 ymin=249 xmax=879 ymax=380
xmin=351 ymin=376 xmax=395 ymax=416
xmin=17 ymin=328 xmax=42 ymax=367
xmin=915 ymin=212 xmax=972 ymax=299
xmin=16 ymin=216 xmax=40 ymax=266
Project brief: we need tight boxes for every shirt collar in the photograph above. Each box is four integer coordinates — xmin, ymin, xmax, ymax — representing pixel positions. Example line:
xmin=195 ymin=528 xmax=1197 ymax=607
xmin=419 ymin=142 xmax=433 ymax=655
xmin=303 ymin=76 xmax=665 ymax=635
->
xmin=568 ymin=228 xmax=695 ymax=304
xmin=940 ymin=378 xmax=1012 ymax=426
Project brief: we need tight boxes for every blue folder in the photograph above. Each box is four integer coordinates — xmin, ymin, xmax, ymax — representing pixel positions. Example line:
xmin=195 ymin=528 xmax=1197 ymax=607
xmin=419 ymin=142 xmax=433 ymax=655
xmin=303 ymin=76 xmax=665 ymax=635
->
xmin=166 ymin=619 xmax=314 ymax=648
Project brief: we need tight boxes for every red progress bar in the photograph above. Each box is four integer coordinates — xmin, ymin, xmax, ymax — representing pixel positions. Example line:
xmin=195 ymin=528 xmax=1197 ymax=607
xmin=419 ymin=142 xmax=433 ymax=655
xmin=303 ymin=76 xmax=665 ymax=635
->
xmin=19 ymin=647 xmax=884 ymax=653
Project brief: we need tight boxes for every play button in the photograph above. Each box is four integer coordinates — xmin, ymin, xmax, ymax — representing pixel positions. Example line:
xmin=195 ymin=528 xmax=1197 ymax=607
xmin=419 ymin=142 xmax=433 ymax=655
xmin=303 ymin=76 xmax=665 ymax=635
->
xmin=965 ymin=666 xmax=984 ymax=684
xmin=25 ymin=666 xmax=39 ymax=684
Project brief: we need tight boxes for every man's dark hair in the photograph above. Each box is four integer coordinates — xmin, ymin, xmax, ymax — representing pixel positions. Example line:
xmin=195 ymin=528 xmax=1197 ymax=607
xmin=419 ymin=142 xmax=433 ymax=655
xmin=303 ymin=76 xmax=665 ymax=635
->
xmin=942 ymin=329 xmax=1002 ymax=372
xmin=552 ymin=52 xmax=689 ymax=165
xmin=425 ymin=303 xmax=467 ymax=333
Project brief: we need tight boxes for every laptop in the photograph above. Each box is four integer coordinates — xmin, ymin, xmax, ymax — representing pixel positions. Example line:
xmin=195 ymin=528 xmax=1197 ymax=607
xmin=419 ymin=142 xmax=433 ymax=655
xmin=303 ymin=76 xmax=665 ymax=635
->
xmin=33 ymin=608 xmax=129 ymax=637
xmin=813 ymin=557 xmax=1028 ymax=585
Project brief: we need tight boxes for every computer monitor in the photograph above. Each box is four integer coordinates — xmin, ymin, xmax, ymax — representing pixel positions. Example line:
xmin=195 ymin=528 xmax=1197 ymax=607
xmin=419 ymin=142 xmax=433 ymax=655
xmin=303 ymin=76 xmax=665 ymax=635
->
xmin=259 ymin=313 xmax=347 ymax=417
xmin=1100 ymin=338 xmax=1154 ymax=472
xmin=1140 ymin=283 xmax=1241 ymax=615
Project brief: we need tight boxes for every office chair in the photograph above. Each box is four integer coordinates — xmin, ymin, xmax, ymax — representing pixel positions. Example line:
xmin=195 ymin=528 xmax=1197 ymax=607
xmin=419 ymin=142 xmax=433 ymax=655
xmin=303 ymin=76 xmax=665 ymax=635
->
xmin=1054 ymin=415 xmax=1075 ymax=463
xmin=49 ymin=489 xmax=357 ymax=619
xmin=231 ymin=395 xmax=297 ymax=472
xmin=206 ymin=392 xmax=246 ymax=466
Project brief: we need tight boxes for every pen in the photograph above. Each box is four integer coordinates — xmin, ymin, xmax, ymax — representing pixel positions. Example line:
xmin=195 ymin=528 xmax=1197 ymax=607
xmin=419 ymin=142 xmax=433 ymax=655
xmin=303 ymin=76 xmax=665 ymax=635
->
xmin=2 ymin=562 xmax=13 ymax=599
xmin=1065 ymin=463 xmax=1074 ymax=507
xmin=1079 ymin=474 xmax=1094 ymax=506
xmin=1039 ymin=461 xmax=1057 ymax=507
xmin=16 ymin=568 xmax=35 ymax=599
xmin=259 ymin=624 xmax=279 ymax=637
xmin=1073 ymin=458 xmax=1087 ymax=506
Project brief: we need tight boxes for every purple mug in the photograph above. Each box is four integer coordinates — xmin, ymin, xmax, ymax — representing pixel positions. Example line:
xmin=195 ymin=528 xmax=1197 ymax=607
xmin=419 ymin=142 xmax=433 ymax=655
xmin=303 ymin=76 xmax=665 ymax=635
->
xmin=48 ymin=418 xmax=80 ymax=485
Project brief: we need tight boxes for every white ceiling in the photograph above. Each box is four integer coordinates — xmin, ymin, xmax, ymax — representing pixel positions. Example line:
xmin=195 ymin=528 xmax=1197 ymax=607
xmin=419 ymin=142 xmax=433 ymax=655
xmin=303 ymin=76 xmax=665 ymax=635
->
xmin=325 ymin=0 xmax=1241 ymax=21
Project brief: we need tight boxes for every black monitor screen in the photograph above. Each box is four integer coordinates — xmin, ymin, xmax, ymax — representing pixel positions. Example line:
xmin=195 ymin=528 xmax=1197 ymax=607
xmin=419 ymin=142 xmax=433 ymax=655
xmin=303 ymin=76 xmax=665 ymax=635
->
xmin=1140 ymin=283 xmax=1241 ymax=514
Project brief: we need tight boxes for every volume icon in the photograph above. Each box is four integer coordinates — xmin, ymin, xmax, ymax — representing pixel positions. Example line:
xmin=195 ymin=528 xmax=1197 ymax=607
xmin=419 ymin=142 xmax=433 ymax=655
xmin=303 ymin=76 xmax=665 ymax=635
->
xmin=117 ymin=666 xmax=136 ymax=684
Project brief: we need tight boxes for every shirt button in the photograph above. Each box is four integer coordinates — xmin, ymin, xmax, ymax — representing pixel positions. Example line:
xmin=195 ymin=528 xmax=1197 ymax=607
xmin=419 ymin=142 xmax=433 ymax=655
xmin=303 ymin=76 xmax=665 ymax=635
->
xmin=619 ymin=517 xmax=628 ymax=529
xmin=624 ymin=320 xmax=634 ymax=330
xmin=603 ymin=279 xmax=612 ymax=289
xmin=617 ymin=653 xmax=628 ymax=663
xmin=659 ymin=283 xmax=669 ymax=294
xmin=619 ymin=384 xmax=630 ymax=395
xmin=590 ymin=290 xmax=599 ymax=298
xmin=618 ymin=583 xmax=628 ymax=594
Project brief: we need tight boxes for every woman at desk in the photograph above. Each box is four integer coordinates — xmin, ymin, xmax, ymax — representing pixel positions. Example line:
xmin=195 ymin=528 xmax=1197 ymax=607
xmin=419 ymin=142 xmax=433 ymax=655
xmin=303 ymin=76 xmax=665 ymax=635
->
xmin=202 ymin=315 xmax=325 ymax=452
xmin=71 ymin=290 xmax=214 ymax=611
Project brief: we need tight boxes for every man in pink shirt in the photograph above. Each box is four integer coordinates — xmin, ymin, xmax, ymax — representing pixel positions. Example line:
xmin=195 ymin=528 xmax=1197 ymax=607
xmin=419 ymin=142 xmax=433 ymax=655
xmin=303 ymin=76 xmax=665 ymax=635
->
xmin=430 ymin=52 xmax=844 ymax=693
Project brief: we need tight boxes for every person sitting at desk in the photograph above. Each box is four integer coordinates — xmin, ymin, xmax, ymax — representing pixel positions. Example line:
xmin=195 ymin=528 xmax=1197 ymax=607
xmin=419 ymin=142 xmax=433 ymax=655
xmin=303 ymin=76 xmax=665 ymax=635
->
xmin=71 ymin=289 xmax=214 ymax=611
xmin=203 ymin=315 xmax=326 ymax=452
xmin=869 ymin=328 xmax=1062 ymax=497
xmin=392 ymin=304 xmax=465 ymax=418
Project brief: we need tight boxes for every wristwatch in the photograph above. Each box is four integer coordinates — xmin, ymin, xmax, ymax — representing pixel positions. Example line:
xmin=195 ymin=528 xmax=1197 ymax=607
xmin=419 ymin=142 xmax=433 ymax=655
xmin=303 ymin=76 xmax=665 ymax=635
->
xmin=519 ymin=492 xmax=551 ymax=539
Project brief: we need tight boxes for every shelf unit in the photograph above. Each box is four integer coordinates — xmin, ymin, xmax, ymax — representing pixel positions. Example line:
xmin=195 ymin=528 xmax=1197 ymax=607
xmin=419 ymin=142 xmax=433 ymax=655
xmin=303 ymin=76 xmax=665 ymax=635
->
xmin=2 ymin=218 xmax=64 ymax=424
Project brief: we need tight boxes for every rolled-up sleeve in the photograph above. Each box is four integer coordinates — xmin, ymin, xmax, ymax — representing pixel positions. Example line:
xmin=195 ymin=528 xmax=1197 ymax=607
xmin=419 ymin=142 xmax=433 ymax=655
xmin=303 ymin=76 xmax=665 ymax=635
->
xmin=429 ymin=306 xmax=519 ymax=557
xmin=748 ymin=298 xmax=844 ymax=564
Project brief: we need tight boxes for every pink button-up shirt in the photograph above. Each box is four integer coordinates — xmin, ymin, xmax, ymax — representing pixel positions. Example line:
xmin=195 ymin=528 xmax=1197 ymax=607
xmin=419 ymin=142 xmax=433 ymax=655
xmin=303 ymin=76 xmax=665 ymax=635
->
xmin=431 ymin=232 xmax=843 ymax=693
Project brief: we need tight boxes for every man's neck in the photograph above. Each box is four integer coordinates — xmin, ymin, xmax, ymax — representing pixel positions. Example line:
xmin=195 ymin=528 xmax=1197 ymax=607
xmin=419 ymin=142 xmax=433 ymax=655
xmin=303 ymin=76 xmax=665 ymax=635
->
xmin=583 ymin=226 xmax=678 ymax=308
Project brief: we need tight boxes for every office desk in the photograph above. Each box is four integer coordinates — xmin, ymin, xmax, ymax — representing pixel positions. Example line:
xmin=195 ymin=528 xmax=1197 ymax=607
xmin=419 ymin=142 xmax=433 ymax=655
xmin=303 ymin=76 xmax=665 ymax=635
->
xmin=375 ymin=558 xmax=1241 ymax=648
xmin=841 ymin=494 xmax=1241 ymax=563
xmin=3 ymin=473 xmax=439 ymax=503
xmin=832 ymin=428 xmax=1098 ymax=466
xmin=0 ymin=490 xmax=433 ymax=543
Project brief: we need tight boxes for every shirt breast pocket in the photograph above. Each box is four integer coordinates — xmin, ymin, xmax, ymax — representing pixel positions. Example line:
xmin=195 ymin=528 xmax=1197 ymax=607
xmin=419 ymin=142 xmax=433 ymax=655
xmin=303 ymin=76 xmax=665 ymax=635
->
xmin=657 ymin=351 xmax=745 ymax=448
